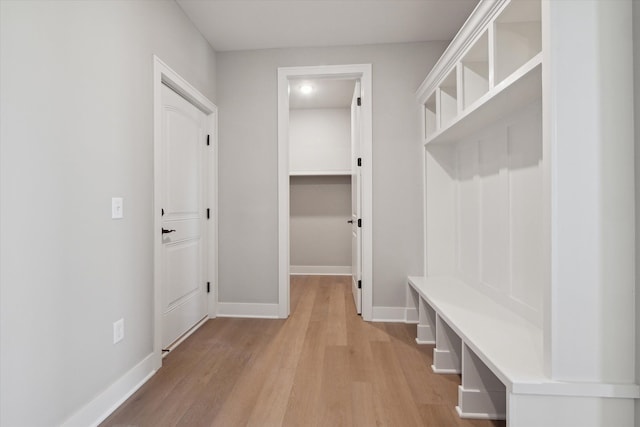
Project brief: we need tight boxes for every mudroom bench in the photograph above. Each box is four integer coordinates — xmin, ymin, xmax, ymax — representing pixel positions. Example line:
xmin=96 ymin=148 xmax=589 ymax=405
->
xmin=406 ymin=276 xmax=640 ymax=425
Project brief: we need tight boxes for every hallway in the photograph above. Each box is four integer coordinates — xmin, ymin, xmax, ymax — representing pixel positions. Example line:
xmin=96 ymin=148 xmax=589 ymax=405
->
xmin=102 ymin=276 xmax=503 ymax=426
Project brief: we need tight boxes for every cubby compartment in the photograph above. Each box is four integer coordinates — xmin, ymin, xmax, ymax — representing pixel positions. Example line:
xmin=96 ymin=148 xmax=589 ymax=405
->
xmin=438 ymin=70 xmax=458 ymax=128
xmin=494 ymin=0 xmax=541 ymax=84
xmin=461 ymin=31 xmax=489 ymax=109
xmin=424 ymin=93 xmax=437 ymax=139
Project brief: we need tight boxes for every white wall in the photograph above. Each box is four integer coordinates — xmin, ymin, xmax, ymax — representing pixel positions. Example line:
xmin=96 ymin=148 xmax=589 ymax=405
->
xmin=426 ymin=101 xmax=544 ymax=326
xmin=290 ymin=176 xmax=351 ymax=270
xmin=289 ymin=108 xmax=351 ymax=172
xmin=635 ymin=1 xmax=640 ymax=424
xmin=0 ymin=1 xmax=216 ymax=425
xmin=216 ymin=42 xmax=446 ymax=307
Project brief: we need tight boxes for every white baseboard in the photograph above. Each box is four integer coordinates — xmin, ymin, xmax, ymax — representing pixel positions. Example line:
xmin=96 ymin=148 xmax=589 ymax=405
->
xmin=405 ymin=307 xmax=419 ymax=323
xmin=61 ymin=353 xmax=156 ymax=427
xmin=371 ymin=306 xmax=408 ymax=322
xmin=290 ymin=265 xmax=351 ymax=276
xmin=217 ymin=302 xmax=279 ymax=319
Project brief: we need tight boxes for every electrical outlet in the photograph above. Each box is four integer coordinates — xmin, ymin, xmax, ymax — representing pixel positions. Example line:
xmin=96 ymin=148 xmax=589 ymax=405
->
xmin=113 ymin=318 xmax=124 ymax=344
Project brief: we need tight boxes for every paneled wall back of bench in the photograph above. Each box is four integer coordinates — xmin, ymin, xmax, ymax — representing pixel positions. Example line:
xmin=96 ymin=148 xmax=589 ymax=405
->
xmin=426 ymin=100 xmax=545 ymax=326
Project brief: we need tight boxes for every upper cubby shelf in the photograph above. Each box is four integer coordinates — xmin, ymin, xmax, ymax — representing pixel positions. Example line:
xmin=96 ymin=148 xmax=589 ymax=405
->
xmin=439 ymin=70 xmax=458 ymax=129
xmin=416 ymin=0 xmax=542 ymax=146
xmin=428 ymin=53 xmax=541 ymax=145
xmin=425 ymin=93 xmax=437 ymax=139
xmin=494 ymin=0 xmax=542 ymax=85
xmin=461 ymin=31 xmax=489 ymax=110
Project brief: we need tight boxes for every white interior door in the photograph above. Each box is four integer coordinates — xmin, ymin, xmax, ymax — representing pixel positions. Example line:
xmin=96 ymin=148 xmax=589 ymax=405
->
xmin=350 ymin=81 xmax=362 ymax=314
xmin=160 ymin=84 xmax=208 ymax=349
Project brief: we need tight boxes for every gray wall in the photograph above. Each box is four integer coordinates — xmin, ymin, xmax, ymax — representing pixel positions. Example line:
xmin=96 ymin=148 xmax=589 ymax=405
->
xmin=289 ymin=108 xmax=351 ymax=270
xmin=0 ymin=1 xmax=216 ymax=425
xmin=290 ymin=176 xmax=351 ymax=268
xmin=216 ymin=42 xmax=446 ymax=307
xmin=635 ymin=1 xmax=640 ymax=424
xmin=289 ymin=108 xmax=351 ymax=172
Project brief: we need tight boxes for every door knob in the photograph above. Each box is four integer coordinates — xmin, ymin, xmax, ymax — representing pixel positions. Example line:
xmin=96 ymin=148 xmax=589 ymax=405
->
xmin=162 ymin=228 xmax=176 ymax=234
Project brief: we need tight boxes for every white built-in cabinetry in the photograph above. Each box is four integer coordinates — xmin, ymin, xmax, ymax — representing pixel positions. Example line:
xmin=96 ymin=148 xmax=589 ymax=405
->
xmin=409 ymin=0 xmax=639 ymax=425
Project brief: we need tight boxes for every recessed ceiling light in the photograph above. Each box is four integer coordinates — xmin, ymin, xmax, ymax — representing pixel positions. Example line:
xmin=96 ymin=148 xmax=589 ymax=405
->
xmin=299 ymin=84 xmax=313 ymax=95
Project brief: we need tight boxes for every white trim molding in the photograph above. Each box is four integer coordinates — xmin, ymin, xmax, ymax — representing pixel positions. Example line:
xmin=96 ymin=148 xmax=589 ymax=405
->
xmin=415 ymin=0 xmax=507 ymax=104
xmin=277 ymin=64 xmax=374 ymax=321
xmin=217 ymin=303 xmax=280 ymax=319
xmin=60 ymin=354 xmax=155 ymax=427
xmin=371 ymin=306 xmax=409 ymax=323
xmin=405 ymin=306 xmax=419 ymax=324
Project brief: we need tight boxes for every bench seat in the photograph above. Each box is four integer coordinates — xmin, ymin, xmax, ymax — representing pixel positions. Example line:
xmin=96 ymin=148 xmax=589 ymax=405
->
xmin=408 ymin=276 xmax=543 ymax=389
xmin=407 ymin=276 xmax=640 ymax=423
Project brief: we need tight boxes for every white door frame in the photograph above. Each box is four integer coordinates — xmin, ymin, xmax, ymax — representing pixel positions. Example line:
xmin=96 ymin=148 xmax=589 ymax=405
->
xmin=277 ymin=64 xmax=373 ymax=320
xmin=153 ymin=56 xmax=218 ymax=369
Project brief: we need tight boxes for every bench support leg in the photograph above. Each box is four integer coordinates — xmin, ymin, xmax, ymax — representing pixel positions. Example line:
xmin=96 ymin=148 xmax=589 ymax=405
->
xmin=456 ymin=344 xmax=505 ymax=419
xmin=432 ymin=315 xmax=461 ymax=373
xmin=405 ymin=284 xmax=419 ymax=323
xmin=416 ymin=298 xmax=436 ymax=344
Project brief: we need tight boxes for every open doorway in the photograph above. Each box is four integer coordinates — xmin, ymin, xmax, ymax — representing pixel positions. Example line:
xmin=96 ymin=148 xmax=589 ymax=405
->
xmin=277 ymin=64 xmax=372 ymax=321
xmin=288 ymin=78 xmax=357 ymax=310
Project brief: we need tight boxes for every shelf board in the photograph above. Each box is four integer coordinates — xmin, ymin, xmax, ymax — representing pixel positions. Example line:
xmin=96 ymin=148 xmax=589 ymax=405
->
xmin=425 ymin=53 xmax=542 ymax=146
xmin=289 ymin=170 xmax=352 ymax=177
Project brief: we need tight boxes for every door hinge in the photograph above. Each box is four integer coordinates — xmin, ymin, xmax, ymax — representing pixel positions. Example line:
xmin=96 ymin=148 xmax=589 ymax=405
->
xmin=207 ymin=134 xmax=210 ymax=146
xmin=207 ymin=282 xmax=210 ymax=293
xmin=206 ymin=208 xmax=210 ymax=219
xmin=357 ymin=157 xmax=362 ymax=167
xmin=357 ymin=218 xmax=362 ymax=228
xmin=357 ymin=97 xmax=361 ymax=107
xmin=358 ymin=279 xmax=362 ymax=289
xmin=161 ymin=208 xmax=164 ymax=216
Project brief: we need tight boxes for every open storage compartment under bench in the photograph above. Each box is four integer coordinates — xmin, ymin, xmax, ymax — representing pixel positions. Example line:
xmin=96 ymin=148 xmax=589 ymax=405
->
xmin=407 ymin=276 xmax=640 ymax=425
xmin=408 ymin=276 xmax=541 ymax=420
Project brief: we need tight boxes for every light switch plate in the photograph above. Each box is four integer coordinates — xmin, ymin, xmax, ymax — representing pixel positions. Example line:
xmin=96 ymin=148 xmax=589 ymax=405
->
xmin=111 ymin=197 xmax=123 ymax=219
xmin=113 ymin=318 xmax=124 ymax=344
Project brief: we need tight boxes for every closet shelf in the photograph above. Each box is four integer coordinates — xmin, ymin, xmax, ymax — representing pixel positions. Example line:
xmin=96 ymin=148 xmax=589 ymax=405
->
xmin=289 ymin=170 xmax=351 ymax=177
xmin=426 ymin=53 xmax=542 ymax=146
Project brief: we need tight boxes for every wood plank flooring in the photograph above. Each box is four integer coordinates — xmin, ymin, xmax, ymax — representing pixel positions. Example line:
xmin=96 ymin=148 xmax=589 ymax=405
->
xmin=101 ymin=276 xmax=505 ymax=427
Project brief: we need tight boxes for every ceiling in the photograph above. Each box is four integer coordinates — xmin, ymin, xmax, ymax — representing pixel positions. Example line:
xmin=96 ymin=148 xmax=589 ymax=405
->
xmin=289 ymin=78 xmax=356 ymax=109
xmin=175 ymin=0 xmax=480 ymax=52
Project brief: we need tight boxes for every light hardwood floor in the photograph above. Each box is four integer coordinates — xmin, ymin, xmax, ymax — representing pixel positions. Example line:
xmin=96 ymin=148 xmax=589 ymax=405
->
xmin=101 ymin=276 xmax=505 ymax=427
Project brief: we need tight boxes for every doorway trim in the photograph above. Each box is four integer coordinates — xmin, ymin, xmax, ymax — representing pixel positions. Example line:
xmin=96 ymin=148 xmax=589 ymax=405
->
xmin=277 ymin=64 xmax=373 ymax=320
xmin=152 ymin=56 xmax=218 ymax=370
